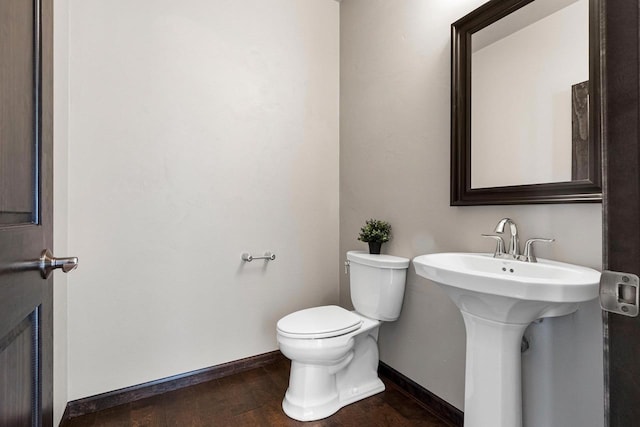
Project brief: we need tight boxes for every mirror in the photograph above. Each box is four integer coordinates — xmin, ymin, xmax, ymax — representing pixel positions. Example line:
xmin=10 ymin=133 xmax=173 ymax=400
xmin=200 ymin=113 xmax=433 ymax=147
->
xmin=451 ymin=0 xmax=602 ymax=205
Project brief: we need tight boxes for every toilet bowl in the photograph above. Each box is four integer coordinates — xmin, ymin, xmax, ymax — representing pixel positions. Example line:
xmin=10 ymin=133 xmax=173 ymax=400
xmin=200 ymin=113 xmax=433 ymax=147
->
xmin=276 ymin=251 xmax=409 ymax=421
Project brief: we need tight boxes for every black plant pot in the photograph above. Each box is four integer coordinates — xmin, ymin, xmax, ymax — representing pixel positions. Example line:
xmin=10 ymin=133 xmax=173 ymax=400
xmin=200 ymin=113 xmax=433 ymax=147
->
xmin=368 ymin=242 xmax=382 ymax=255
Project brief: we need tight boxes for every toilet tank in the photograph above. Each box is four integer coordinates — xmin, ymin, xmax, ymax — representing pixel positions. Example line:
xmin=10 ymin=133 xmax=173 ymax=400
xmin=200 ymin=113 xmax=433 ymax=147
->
xmin=347 ymin=251 xmax=409 ymax=321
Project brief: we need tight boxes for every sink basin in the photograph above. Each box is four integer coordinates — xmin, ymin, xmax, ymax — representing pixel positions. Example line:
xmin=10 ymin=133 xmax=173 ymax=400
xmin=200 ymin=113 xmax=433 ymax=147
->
xmin=413 ymin=252 xmax=601 ymax=427
xmin=413 ymin=252 xmax=600 ymax=323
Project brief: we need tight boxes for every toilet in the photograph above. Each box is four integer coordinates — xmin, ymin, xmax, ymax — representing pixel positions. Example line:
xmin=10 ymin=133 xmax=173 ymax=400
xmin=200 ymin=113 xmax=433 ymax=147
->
xmin=276 ymin=250 xmax=409 ymax=421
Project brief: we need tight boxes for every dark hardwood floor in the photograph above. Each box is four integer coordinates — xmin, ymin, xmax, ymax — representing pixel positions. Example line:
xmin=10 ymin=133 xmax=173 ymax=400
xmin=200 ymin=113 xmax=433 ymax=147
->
xmin=62 ymin=358 xmax=457 ymax=427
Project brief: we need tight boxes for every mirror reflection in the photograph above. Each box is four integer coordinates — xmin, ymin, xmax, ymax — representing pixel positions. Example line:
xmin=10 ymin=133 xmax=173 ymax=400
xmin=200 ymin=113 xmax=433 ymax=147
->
xmin=470 ymin=0 xmax=589 ymax=189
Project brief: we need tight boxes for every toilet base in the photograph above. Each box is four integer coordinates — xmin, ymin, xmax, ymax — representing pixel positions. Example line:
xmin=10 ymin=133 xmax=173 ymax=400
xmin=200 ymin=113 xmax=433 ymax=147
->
xmin=280 ymin=323 xmax=384 ymax=422
xmin=282 ymin=375 xmax=384 ymax=422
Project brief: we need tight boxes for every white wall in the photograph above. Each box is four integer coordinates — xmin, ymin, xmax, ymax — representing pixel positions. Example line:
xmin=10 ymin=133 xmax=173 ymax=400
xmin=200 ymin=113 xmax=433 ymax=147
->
xmin=340 ymin=1 xmax=603 ymax=426
xmin=472 ymin=0 xmax=589 ymax=188
xmin=66 ymin=0 xmax=339 ymax=400
xmin=53 ymin=0 xmax=70 ymax=423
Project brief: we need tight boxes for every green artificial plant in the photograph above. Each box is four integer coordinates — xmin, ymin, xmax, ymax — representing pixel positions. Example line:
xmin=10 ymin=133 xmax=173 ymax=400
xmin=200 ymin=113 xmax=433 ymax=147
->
xmin=357 ymin=219 xmax=392 ymax=244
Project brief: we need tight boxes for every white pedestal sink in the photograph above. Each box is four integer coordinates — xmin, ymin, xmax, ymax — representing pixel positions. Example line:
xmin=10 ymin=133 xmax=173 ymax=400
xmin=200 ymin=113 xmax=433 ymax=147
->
xmin=413 ymin=253 xmax=600 ymax=427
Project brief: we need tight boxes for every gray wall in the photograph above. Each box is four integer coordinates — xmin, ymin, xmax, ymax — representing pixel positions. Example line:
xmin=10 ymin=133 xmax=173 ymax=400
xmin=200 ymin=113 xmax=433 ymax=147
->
xmin=339 ymin=1 xmax=603 ymax=426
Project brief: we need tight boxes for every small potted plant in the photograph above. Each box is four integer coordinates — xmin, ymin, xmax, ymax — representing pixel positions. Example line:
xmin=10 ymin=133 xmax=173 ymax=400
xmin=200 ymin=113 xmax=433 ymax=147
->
xmin=357 ymin=219 xmax=391 ymax=254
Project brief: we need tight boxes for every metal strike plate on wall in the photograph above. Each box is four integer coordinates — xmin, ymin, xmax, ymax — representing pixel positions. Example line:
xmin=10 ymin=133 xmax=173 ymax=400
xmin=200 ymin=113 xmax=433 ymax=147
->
xmin=600 ymin=270 xmax=639 ymax=317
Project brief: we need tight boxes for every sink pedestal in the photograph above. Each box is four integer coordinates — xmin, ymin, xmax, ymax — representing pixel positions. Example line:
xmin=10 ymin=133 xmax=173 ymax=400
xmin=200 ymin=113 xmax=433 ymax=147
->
xmin=461 ymin=311 xmax=528 ymax=427
xmin=412 ymin=252 xmax=601 ymax=427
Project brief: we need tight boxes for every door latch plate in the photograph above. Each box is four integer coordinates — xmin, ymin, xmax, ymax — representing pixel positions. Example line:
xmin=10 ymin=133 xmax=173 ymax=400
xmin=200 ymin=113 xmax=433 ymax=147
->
xmin=600 ymin=270 xmax=639 ymax=317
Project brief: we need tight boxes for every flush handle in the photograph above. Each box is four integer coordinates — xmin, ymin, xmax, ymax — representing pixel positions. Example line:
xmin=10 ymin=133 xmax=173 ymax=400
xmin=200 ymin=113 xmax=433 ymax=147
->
xmin=600 ymin=270 xmax=639 ymax=317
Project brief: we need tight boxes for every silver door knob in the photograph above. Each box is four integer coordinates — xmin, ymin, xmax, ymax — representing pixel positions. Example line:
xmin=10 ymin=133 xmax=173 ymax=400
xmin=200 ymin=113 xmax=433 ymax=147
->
xmin=40 ymin=249 xmax=78 ymax=279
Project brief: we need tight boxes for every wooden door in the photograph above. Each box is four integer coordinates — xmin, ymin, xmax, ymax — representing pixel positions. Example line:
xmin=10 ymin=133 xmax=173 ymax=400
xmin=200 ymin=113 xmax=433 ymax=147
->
xmin=0 ymin=0 xmax=53 ymax=425
xmin=601 ymin=0 xmax=640 ymax=426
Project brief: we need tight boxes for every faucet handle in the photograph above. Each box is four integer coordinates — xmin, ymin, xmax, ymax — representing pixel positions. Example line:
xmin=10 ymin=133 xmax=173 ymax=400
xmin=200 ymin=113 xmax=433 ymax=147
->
xmin=522 ymin=238 xmax=554 ymax=263
xmin=481 ymin=234 xmax=506 ymax=257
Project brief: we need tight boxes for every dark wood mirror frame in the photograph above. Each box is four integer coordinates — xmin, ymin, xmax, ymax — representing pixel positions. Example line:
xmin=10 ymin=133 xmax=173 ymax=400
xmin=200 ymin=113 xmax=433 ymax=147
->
xmin=451 ymin=0 xmax=603 ymax=205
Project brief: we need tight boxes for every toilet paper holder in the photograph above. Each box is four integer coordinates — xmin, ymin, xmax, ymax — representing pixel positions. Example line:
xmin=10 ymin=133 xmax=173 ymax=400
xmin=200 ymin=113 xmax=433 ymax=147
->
xmin=241 ymin=252 xmax=276 ymax=262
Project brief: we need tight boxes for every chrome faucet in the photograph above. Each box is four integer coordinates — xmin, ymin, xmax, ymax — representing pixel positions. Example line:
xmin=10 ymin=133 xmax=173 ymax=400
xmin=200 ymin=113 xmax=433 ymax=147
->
xmin=482 ymin=218 xmax=554 ymax=262
xmin=494 ymin=218 xmax=519 ymax=256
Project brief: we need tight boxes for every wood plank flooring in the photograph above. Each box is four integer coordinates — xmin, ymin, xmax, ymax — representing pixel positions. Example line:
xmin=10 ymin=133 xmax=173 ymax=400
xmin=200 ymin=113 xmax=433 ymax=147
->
xmin=62 ymin=358 xmax=457 ymax=427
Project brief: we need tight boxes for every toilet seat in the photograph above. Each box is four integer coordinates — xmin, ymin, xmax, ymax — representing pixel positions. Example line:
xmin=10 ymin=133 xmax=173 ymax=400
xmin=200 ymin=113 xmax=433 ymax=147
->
xmin=277 ymin=305 xmax=363 ymax=339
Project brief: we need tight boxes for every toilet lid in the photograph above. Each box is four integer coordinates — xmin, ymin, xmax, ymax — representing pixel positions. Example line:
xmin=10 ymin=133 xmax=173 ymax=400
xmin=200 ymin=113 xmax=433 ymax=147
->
xmin=277 ymin=305 xmax=363 ymax=339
